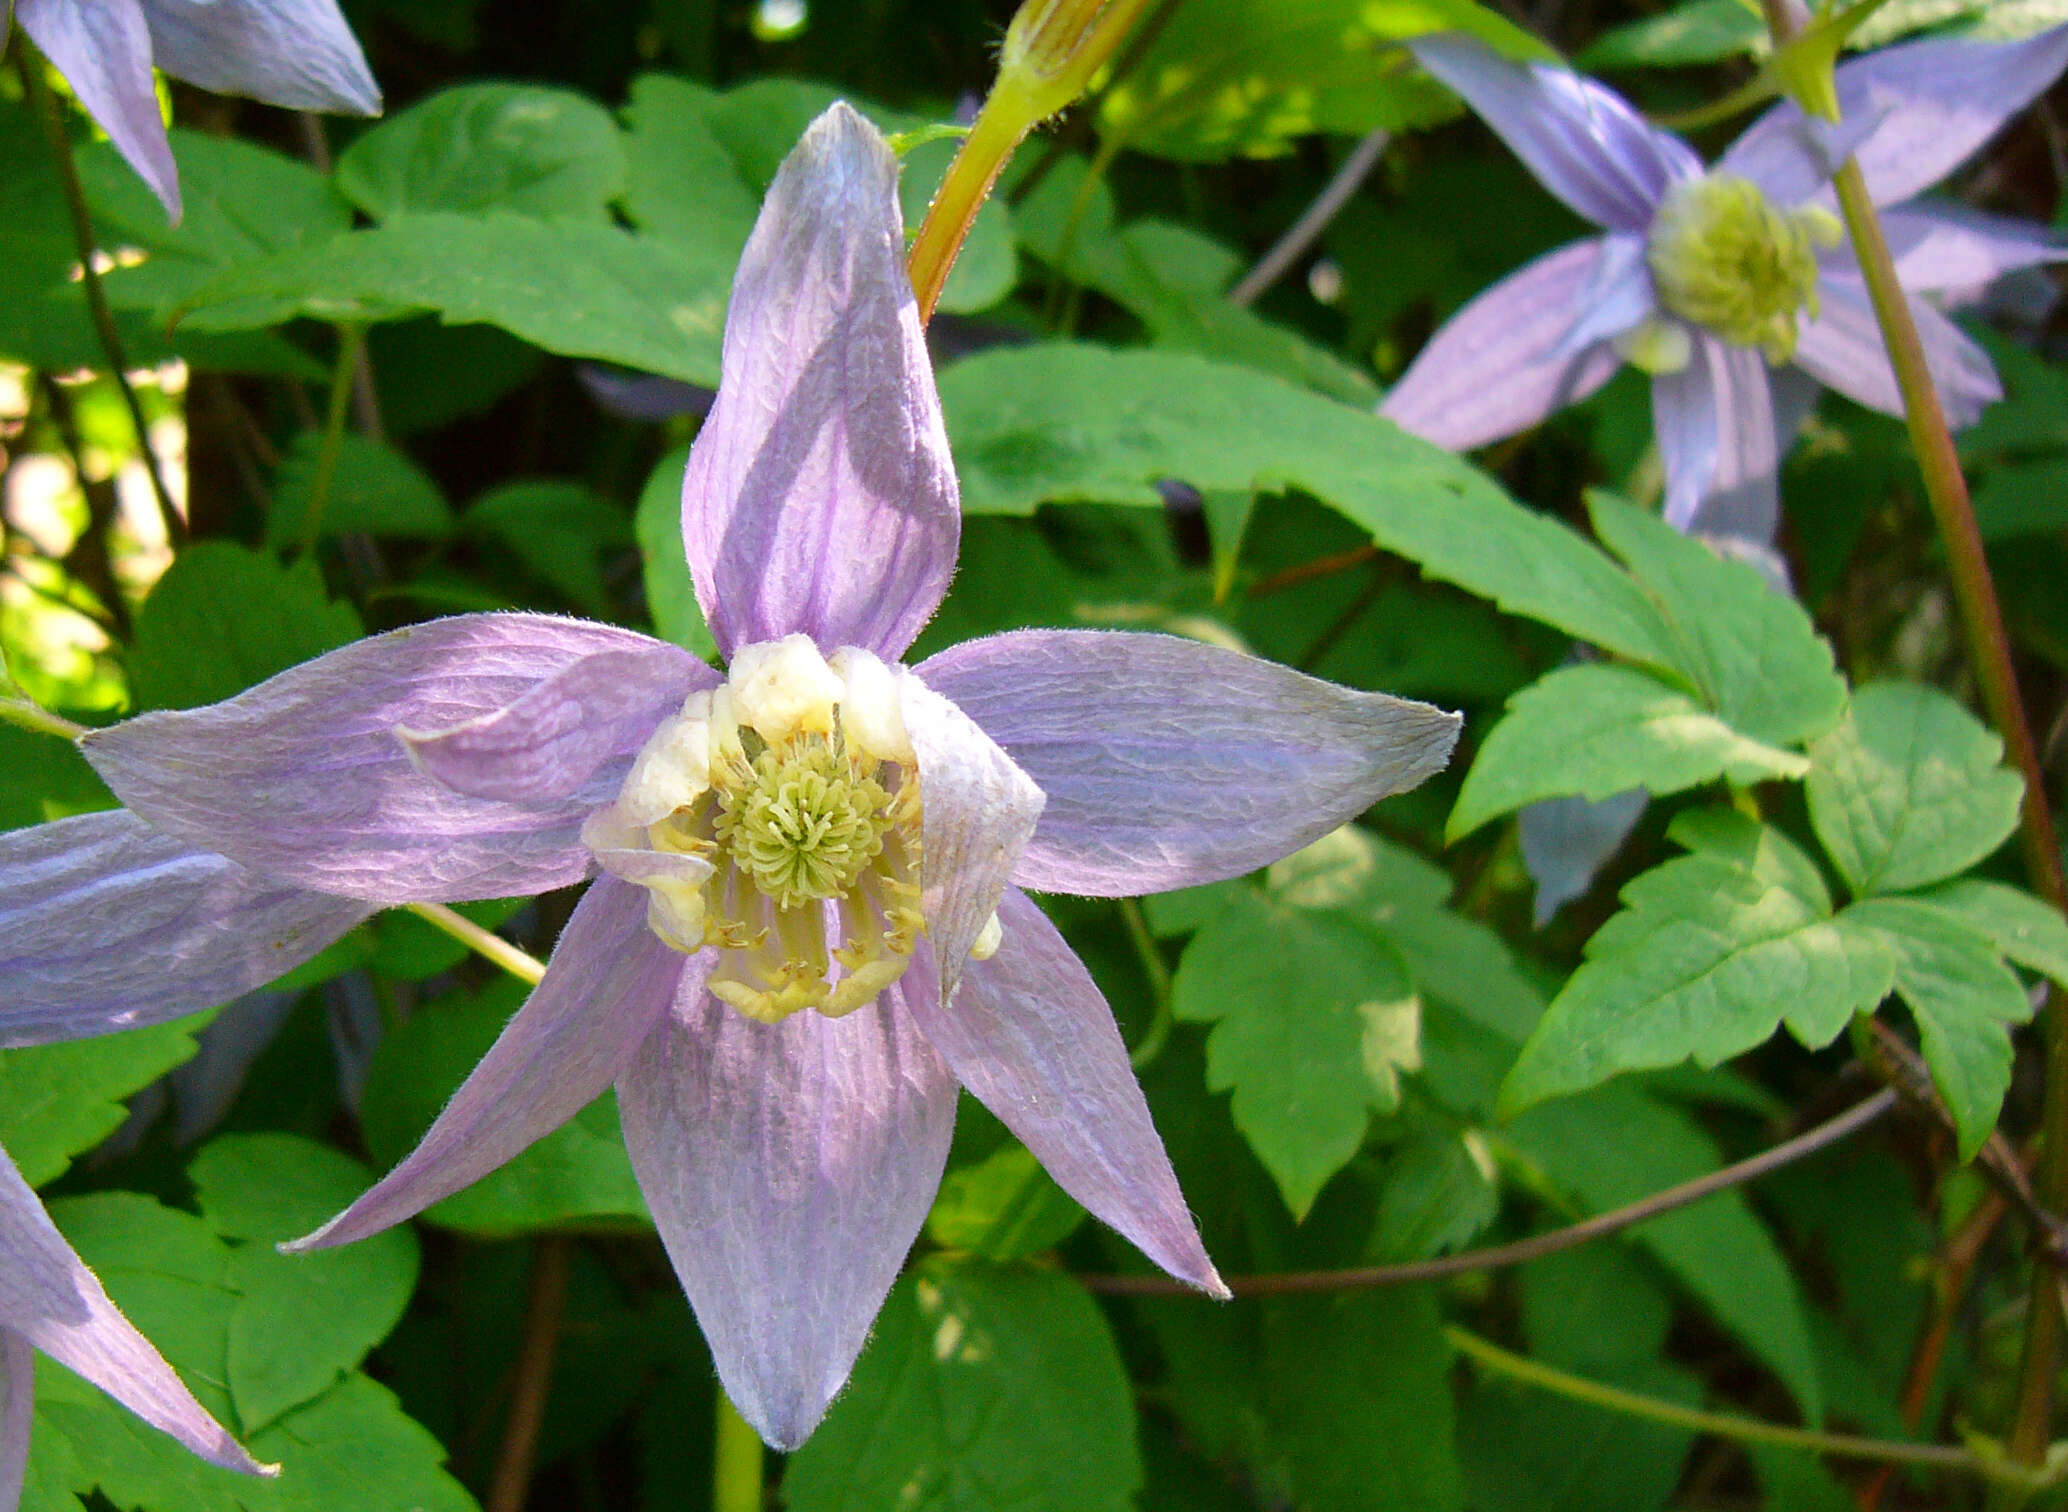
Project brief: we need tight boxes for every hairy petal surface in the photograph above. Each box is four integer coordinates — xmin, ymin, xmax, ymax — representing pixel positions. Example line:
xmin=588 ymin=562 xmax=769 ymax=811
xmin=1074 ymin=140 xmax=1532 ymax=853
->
xmin=919 ymin=631 xmax=1461 ymax=898
xmin=680 ymin=103 xmax=957 ymax=662
xmin=290 ymin=879 xmax=686 ymax=1251
xmin=618 ymin=972 xmax=956 ymax=1451
xmin=401 ymin=645 xmax=712 ymax=804
xmin=1411 ymin=36 xmax=1698 ymax=230
xmin=0 ymin=1332 xmax=29 ymax=1512
xmin=140 ymin=0 xmax=380 ymax=115
xmin=1379 ymin=238 xmax=1631 ymax=451
xmin=17 ymin=0 xmax=180 ymax=219
xmin=909 ymin=889 xmax=1224 ymax=1293
xmin=0 ymin=1146 xmax=263 ymax=1478
xmin=1793 ymin=276 xmax=2001 ymax=428
xmin=1653 ymin=333 xmax=1779 ymax=537
xmin=83 ymin=614 xmax=665 ymax=903
xmin=1876 ymin=203 xmax=2068 ymax=301
xmin=0 ymin=811 xmax=371 ymax=1049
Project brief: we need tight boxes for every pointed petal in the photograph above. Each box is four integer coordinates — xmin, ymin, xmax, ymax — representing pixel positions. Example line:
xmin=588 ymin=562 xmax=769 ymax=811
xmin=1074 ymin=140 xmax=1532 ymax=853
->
xmin=1380 ymin=238 xmax=1631 ymax=451
xmin=139 ymin=0 xmax=380 ymax=115
xmin=899 ymin=672 xmax=1044 ymax=1003
xmin=908 ymin=888 xmax=1223 ymax=1293
xmin=400 ymin=646 xmax=712 ymax=805
xmin=917 ymin=631 xmax=1461 ymax=898
xmin=1410 ymin=36 xmax=1698 ymax=230
xmin=0 ymin=1146 xmax=264 ymax=1477
xmin=0 ymin=1332 xmax=31 ymax=1512
xmin=1652 ymin=334 xmax=1779 ymax=537
xmin=17 ymin=0 xmax=180 ymax=220
xmin=1517 ymin=789 xmax=1647 ymax=927
xmin=82 ymin=614 xmax=671 ymax=903
xmin=680 ymin=103 xmax=957 ymax=662
xmin=287 ymin=878 xmax=686 ymax=1251
xmin=1793 ymin=276 xmax=2001 ymax=428
xmin=0 ymin=811 xmax=371 ymax=1050
xmin=1877 ymin=203 xmax=2068 ymax=302
xmin=617 ymin=974 xmax=957 ymax=1451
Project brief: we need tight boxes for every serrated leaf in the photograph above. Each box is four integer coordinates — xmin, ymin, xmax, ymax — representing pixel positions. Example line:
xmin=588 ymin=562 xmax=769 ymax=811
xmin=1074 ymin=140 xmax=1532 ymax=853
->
xmin=129 ymin=544 xmax=363 ymax=712
xmin=784 ymin=1265 xmax=1140 ymax=1512
xmin=1806 ymin=682 xmax=2024 ymax=896
xmin=1579 ymin=0 xmax=1765 ymax=68
xmin=267 ymin=431 xmax=454 ymax=547
xmin=926 ymin=1145 xmax=1086 ymax=1262
xmin=0 ymin=1021 xmax=203 ymax=1187
xmin=1916 ymin=878 xmax=2068 ymax=986
xmin=618 ymin=75 xmax=761 ymax=256
xmin=1374 ymin=1131 xmax=1499 ymax=1261
xmin=1449 ymin=663 xmax=1809 ymax=841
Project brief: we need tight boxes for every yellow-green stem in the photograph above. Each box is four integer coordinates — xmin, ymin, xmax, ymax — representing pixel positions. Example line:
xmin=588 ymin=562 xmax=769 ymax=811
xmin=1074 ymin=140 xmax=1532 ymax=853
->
xmin=712 ymin=1393 xmax=764 ymax=1512
xmin=299 ymin=325 xmax=363 ymax=556
xmin=1119 ymin=897 xmax=1174 ymax=1069
xmin=404 ymin=903 xmax=545 ymax=985
xmin=0 ymin=700 xmax=87 ymax=741
xmin=906 ymin=92 xmax=1039 ymax=326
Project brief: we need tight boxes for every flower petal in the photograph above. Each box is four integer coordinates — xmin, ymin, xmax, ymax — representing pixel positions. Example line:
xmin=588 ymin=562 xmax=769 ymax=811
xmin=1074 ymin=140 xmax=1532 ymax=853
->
xmin=139 ymin=0 xmax=380 ymax=116
xmin=1876 ymin=203 xmax=2068 ymax=302
xmin=17 ymin=0 xmax=180 ymax=220
xmin=680 ymin=102 xmax=958 ymax=663
xmin=0 ymin=811 xmax=371 ymax=1050
xmin=917 ymin=631 xmax=1461 ymax=898
xmin=0 ymin=1145 xmax=265 ymax=1477
xmin=400 ymin=645 xmax=712 ymax=805
xmin=286 ymin=877 xmax=686 ymax=1252
xmin=82 ymin=614 xmax=670 ymax=903
xmin=1410 ymin=36 xmax=1699 ymax=230
xmin=1379 ymin=238 xmax=1632 ymax=451
xmin=899 ymin=672 xmax=1044 ymax=1003
xmin=0 ymin=1331 xmax=31 ymax=1512
xmin=1652 ymin=333 xmax=1778 ymax=537
xmin=1793 ymin=276 xmax=2001 ymax=428
xmin=617 ymin=972 xmax=957 ymax=1451
xmin=1517 ymin=789 xmax=1647 ymax=927
xmin=907 ymin=888 xmax=1224 ymax=1293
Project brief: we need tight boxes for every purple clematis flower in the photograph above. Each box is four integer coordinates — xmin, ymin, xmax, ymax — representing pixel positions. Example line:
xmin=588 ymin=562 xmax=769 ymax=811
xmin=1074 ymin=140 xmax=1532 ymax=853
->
xmin=0 ymin=104 xmax=1459 ymax=1449
xmin=1382 ymin=27 xmax=2068 ymax=541
xmin=9 ymin=0 xmax=380 ymax=221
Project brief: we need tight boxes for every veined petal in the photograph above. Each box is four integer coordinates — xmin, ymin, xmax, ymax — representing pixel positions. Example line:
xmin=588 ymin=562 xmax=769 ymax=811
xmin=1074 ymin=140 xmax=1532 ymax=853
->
xmin=17 ymin=0 xmax=180 ymax=221
xmin=400 ymin=646 xmax=712 ymax=804
xmin=907 ymin=889 xmax=1223 ymax=1294
xmin=617 ymin=970 xmax=957 ymax=1451
xmin=1652 ymin=333 xmax=1779 ymax=537
xmin=917 ymin=631 xmax=1460 ymax=898
xmin=0 ymin=1332 xmax=30 ymax=1512
xmin=287 ymin=878 xmax=686 ymax=1252
xmin=680 ymin=102 xmax=958 ymax=663
xmin=0 ymin=1145 xmax=265 ymax=1478
xmin=1379 ymin=238 xmax=1632 ymax=452
xmin=1793 ymin=275 xmax=2001 ymax=428
xmin=0 ymin=811 xmax=371 ymax=1050
xmin=83 ymin=614 xmax=669 ymax=904
xmin=1411 ymin=36 xmax=1698 ymax=231
xmin=1876 ymin=203 xmax=2068 ymax=302
xmin=898 ymin=672 xmax=1044 ymax=1004
xmin=139 ymin=0 xmax=380 ymax=116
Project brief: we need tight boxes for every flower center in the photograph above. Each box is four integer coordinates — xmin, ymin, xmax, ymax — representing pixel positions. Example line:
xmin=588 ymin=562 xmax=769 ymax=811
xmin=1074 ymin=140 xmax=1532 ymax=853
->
xmin=715 ymin=740 xmax=892 ymax=910
xmin=1645 ymin=174 xmax=1840 ymax=363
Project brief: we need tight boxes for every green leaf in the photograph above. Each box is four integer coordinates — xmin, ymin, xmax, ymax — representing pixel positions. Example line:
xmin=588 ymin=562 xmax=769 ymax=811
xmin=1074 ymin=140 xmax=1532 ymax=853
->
xmin=0 ymin=725 xmax=110 ymax=830
xmin=1503 ymin=812 xmax=1894 ymax=1115
xmin=926 ymin=1145 xmax=1087 ymax=1262
xmin=618 ymin=75 xmax=761 ymax=257
xmin=1448 ymin=663 xmax=1810 ymax=841
xmin=1173 ymin=892 xmax=1420 ymax=1217
xmin=463 ymin=481 xmax=632 ymax=615
xmin=1844 ymin=897 xmax=2032 ymax=1157
xmin=941 ymin=343 xmax=1680 ymax=668
xmin=0 ymin=1020 xmax=203 ymax=1187
xmin=784 ymin=1265 xmax=1141 ymax=1512
xmin=1373 ymin=1131 xmax=1499 ymax=1261
xmin=634 ymin=443 xmax=719 ymax=657
xmin=130 ymin=544 xmax=364 ymax=711
xmin=1806 ymin=682 xmax=2024 ymax=896
xmin=267 ymin=431 xmax=454 ymax=546
xmin=1973 ymin=457 xmax=2068 ymax=540
xmin=1915 ymin=878 xmax=2068 ymax=986
xmin=1579 ymin=0 xmax=1765 ymax=67
xmin=337 ymin=83 xmax=625 ymax=222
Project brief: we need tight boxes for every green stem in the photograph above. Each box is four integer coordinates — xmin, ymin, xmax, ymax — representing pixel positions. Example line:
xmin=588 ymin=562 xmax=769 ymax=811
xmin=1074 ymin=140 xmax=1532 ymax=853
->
xmin=1445 ymin=1326 xmax=1986 ymax=1478
xmin=712 ymin=1393 xmax=764 ymax=1512
xmin=0 ymin=699 xmax=87 ymax=741
xmin=1119 ymin=897 xmax=1175 ymax=1069
xmin=16 ymin=45 xmax=185 ymax=548
xmin=299 ymin=325 xmax=362 ymax=556
xmin=404 ymin=903 xmax=545 ymax=985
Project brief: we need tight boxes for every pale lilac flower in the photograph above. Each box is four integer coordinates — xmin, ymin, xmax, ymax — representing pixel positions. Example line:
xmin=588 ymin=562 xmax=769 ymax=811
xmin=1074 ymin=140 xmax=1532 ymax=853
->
xmin=10 ymin=0 xmax=380 ymax=221
xmin=1 ymin=105 xmax=1460 ymax=1448
xmin=1382 ymin=27 xmax=2068 ymax=540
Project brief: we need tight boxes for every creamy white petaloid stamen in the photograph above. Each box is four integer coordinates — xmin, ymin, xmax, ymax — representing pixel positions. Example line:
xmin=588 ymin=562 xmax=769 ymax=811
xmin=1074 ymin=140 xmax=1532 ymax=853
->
xmin=584 ymin=634 xmax=994 ymax=1023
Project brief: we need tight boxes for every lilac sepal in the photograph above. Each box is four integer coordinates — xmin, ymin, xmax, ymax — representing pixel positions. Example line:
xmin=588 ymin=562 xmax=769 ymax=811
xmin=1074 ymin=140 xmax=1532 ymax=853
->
xmin=1653 ymin=334 xmax=1778 ymax=535
xmin=82 ymin=614 xmax=667 ymax=904
xmin=0 ymin=1331 xmax=30 ymax=1512
xmin=1793 ymin=278 xmax=2001 ymax=427
xmin=618 ymin=969 xmax=956 ymax=1451
xmin=1517 ymin=790 xmax=1647 ymax=927
xmin=139 ymin=0 xmax=381 ymax=116
xmin=918 ymin=631 xmax=1462 ymax=898
xmin=0 ymin=1144 xmax=266 ymax=1478
xmin=680 ymin=102 xmax=958 ymax=663
xmin=908 ymin=889 xmax=1225 ymax=1294
xmin=1378 ymin=238 xmax=1629 ymax=450
xmin=401 ymin=645 xmax=712 ymax=805
xmin=16 ymin=0 xmax=180 ymax=220
xmin=0 ymin=811 xmax=371 ymax=1050
xmin=287 ymin=878 xmax=688 ymax=1251
xmin=1877 ymin=203 xmax=2068 ymax=300
xmin=1410 ymin=36 xmax=1699 ymax=231
xmin=898 ymin=672 xmax=1043 ymax=1002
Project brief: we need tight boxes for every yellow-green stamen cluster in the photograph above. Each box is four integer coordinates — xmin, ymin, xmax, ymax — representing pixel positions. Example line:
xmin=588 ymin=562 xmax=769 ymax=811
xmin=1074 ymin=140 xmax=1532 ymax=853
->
xmin=1646 ymin=174 xmax=1841 ymax=363
xmin=716 ymin=739 xmax=892 ymax=911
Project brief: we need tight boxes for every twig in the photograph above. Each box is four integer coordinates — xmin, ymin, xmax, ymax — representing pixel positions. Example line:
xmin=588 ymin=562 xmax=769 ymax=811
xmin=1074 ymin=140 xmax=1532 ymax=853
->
xmin=1119 ymin=897 xmax=1175 ymax=1070
xmin=1246 ymin=543 xmax=1381 ymax=598
xmin=36 ymin=373 xmax=133 ymax=639
xmin=1228 ymin=128 xmax=1391 ymax=308
xmin=405 ymin=903 xmax=546 ymax=985
xmin=486 ymin=1236 xmax=572 ymax=1512
xmin=298 ymin=325 xmax=362 ymax=556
